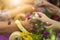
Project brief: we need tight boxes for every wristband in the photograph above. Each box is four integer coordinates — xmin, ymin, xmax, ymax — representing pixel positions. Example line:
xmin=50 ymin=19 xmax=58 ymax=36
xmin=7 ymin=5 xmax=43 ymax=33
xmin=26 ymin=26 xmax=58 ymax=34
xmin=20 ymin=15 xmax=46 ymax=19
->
xmin=15 ymin=20 xmax=29 ymax=33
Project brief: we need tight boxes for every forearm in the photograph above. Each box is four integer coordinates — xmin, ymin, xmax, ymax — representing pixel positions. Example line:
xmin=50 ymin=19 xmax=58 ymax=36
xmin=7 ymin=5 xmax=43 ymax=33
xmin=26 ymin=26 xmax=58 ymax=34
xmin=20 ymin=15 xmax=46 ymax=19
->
xmin=0 ymin=20 xmax=34 ymax=33
xmin=43 ymin=1 xmax=60 ymax=17
xmin=48 ymin=19 xmax=60 ymax=30
xmin=0 ymin=21 xmax=19 ymax=33
xmin=7 ymin=5 xmax=34 ymax=18
xmin=7 ymin=7 xmax=21 ymax=18
xmin=44 ymin=1 xmax=59 ymax=12
xmin=52 ymin=20 xmax=60 ymax=30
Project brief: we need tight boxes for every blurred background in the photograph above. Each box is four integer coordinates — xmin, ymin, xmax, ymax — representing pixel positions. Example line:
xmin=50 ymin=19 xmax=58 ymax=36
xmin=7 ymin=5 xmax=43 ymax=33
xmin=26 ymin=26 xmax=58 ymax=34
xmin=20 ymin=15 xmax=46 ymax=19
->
xmin=48 ymin=0 xmax=60 ymax=8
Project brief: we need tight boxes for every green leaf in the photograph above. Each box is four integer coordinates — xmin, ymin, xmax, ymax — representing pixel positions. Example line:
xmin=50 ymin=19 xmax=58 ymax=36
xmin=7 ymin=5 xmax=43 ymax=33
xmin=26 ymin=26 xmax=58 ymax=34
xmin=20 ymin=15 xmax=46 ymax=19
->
xmin=45 ymin=38 xmax=50 ymax=40
xmin=50 ymin=34 xmax=56 ymax=40
xmin=32 ymin=34 xmax=38 ymax=40
xmin=44 ymin=8 xmax=51 ymax=18
xmin=43 ymin=38 xmax=46 ymax=40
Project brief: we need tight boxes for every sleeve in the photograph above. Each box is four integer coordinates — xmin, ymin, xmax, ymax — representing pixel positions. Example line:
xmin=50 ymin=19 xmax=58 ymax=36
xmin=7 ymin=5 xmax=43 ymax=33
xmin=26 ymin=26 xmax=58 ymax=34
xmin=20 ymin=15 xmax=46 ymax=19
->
xmin=0 ymin=10 xmax=11 ymax=18
xmin=0 ymin=10 xmax=11 ymax=21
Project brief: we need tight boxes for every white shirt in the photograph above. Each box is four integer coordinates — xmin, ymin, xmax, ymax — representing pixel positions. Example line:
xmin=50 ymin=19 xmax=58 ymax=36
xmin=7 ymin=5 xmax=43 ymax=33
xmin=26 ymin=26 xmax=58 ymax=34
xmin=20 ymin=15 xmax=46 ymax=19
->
xmin=0 ymin=10 xmax=11 ymax=21
xmin=0 ymin=10 xmax=10 ymax=16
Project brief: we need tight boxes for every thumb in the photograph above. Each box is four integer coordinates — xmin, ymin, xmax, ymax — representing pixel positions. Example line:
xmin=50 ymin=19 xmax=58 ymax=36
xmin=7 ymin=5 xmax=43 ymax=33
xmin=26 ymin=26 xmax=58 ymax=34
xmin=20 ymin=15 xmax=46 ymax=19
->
xmin=33 ymin=12 xmax=45 ymax=17
xmin=31 ymin=12 xmax=43 ymax=21
xmin=37 ymin=12 xmax=45 ymax=16
xmin=36 ymin=17 xmax=43 ymax=22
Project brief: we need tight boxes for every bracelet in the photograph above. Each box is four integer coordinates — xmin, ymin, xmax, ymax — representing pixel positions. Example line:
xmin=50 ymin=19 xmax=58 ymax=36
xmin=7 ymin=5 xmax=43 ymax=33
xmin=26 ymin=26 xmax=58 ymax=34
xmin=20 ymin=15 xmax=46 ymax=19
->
xmin=15 ymin=20 xmax=29 ymax=33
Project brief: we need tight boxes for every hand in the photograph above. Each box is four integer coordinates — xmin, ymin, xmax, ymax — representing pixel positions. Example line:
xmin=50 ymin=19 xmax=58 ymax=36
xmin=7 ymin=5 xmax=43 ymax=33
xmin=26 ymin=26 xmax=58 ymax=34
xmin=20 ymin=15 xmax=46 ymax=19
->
xmin=31 ymin=12 xmax=53 ymax=28
xmin=21 ymin=20 xmax=38 ymax=33
xmin=8 ymin=4 xmax=35 ymax=18
xmin=32 ymin=12 xmax=51 ymax=22
xmin=34 ymin=0 xmax=47 ymax=6
xmin=2 ymin=0 xmax=35 ymax=9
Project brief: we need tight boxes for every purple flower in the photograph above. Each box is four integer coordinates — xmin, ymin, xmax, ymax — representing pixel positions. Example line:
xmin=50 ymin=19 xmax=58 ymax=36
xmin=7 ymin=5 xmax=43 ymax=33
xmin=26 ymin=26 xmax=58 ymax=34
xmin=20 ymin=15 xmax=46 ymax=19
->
xmin=0 ymin=33 xmax=10 ymax=40
xmin=43 ymin=31 xmax=49 ymax=38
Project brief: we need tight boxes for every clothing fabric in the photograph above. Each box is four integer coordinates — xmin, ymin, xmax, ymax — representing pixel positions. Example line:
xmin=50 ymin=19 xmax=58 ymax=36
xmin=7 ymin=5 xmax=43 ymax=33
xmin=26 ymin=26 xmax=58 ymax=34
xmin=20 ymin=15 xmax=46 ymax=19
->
xmin=0 ymin=34 xmax=10 ymax=40
xmin=0 ymin=10 xmax=10 ymax=40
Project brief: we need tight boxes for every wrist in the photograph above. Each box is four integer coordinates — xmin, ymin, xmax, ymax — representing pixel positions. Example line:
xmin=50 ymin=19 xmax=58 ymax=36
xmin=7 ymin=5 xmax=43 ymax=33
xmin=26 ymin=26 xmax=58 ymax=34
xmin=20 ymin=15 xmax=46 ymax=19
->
xmin=45 ymin=18 xmax=54 ymax=26
xmin=48 ymin=19 xmax=60 ymax=29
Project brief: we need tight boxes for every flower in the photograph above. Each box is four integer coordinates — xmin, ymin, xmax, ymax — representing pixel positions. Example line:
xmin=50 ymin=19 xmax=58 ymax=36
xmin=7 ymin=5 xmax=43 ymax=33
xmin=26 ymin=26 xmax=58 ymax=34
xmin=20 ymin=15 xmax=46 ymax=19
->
xmin=43 ymin=31 xmax=49 ymax=38
xmin=20 ymin=32 xmax=32 ymax=40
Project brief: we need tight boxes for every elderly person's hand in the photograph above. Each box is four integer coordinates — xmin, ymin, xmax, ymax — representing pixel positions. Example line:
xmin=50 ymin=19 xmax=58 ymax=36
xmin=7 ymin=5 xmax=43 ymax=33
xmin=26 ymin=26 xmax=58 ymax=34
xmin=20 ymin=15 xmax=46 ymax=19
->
xmin=21 ymin=21 xmax=38 ymax=33
xmin=34 ymin=0 xmax=47 ymax=6
xmin=30 ymin=12 xmax=53 ymax=28
xmin=30 ymin=12 xmax=60 ymax=30
xmin=35 ymin=0 xmax=60 ymax=17
xmin=31 ymin=12 xmax=51 ymax=22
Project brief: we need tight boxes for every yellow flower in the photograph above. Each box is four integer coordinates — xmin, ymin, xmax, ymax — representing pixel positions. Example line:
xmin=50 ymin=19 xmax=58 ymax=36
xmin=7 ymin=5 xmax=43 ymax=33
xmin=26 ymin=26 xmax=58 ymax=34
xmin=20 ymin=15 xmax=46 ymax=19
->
xmin=20 ymin=32 xmax=32 ymax=40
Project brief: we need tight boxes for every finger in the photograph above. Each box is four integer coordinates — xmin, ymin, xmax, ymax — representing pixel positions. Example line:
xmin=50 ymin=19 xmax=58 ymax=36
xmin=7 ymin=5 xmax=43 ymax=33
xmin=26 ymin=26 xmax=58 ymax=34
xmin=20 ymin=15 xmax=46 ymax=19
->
xmin=14 ymin=13 xmax=26 ymax=20
xmin=21 ymin=21 xmax=33 ymax=32
xmin=19 ymin=5 xmax=35 ymax=13
xmin=32 ymin=12 xmax=42 ymax=17
xmin=30 ymin=16 xmax=42 ymax=22
xmin=22 ymin=0 xmax=34 ymax=4
xmin=44 ymin=21 xmax=53 ymax=28
xmin=10 ymin=5 xmax=35 ymax=18
xmin=30 ymin=12 xmax=43 ymax=21
xmin=37 ymin=12 xmax=45 ymax=16
xmin=33 ymin=12 xmax=44 ymax=16
xmin=45 ymin=24 xmax=53 ymax=29
xmin=36 ymin=17 xmax=43 ymax=22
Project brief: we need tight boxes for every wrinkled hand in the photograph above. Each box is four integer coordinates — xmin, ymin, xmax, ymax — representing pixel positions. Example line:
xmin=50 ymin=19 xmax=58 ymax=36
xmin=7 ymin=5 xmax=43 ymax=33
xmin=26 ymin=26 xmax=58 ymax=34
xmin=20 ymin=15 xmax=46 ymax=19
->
xmin=21 ymin=20 xmax=38 ymax=33
xmin=32 ymin=12 xmax=50 ymax=22
xmin=31 ymin=12 xmax=53 ymax=28
xmin=34 ymin=0 xmax=47 ymax=6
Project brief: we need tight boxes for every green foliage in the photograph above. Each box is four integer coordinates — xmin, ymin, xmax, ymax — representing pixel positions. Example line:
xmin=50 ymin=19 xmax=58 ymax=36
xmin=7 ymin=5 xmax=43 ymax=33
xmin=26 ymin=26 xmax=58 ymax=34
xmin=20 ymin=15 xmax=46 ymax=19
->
xmin=44 ymin=8 xmax=51 ymax=18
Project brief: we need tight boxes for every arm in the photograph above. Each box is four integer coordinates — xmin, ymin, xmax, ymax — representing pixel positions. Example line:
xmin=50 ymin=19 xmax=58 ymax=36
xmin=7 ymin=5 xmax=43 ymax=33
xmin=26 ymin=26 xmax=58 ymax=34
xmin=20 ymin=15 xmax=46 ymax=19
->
xmin=48 ymin=19 xmax=60 ymax=30
xmin=4 ymin=5 xmax=35 ymax=18
xmin=42 ymin=1 xmax=60 ymax=17
xmin=0 ymin=21 xmax=19 ymax=33
xmin=0 ymin=20 xmax=34 ymax=33
xmin=33 ymin=12 xmax=60 ymax=30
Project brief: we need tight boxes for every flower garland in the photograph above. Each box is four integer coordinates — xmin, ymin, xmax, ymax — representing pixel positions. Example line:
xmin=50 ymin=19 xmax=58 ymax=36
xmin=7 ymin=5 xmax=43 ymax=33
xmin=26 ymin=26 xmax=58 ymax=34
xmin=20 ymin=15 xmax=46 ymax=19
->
xmin=31 ymin=20 xmax=56 ymax=40
xmin=9 ymin=13 xmax=56 ymax=40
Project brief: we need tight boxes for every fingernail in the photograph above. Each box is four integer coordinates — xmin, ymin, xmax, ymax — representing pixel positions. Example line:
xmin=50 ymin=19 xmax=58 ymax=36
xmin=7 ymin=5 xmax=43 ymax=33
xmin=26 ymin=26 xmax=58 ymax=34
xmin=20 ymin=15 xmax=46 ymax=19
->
xmin=45 ymin=22 xmax=52 ymax=26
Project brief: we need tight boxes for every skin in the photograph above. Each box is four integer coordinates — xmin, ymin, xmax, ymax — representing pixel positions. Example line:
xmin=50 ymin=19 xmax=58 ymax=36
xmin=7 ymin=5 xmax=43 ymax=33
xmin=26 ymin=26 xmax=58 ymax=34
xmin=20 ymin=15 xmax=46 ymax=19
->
xmin=0 ymin=0 xmax=60 ymax=33
xmin=1 ymin=0 xmax=34 ymax=9
xmin=0 ymin=0 xmax=35 ymax=18
xmin=0 ymin=12 xmax=60 ymax=33
xmin=0 ymin=0 xmax=35 ymax=33
xmin=1 ymin=0 xmax=60 ymax=17
xmin=6 ymin=5 xmax=35 ymax=18
xmin=0 ymin=20 xmax=34 ymax=33
xmin=33 ymin=12 xmax=60 ymax=30
xmin=41 ymin=0 xmax=60 ymax=17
